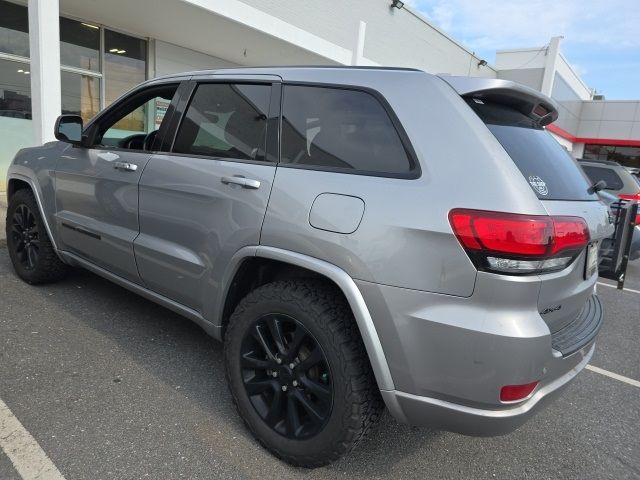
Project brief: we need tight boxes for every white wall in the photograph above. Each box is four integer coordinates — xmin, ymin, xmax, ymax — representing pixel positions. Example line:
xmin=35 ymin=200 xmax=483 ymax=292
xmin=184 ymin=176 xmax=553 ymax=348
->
xmin=154 ymin=41 xmax=239 ymax=78
xmin=237 ymin=0 xmax=497 ymax=77
xmin=556 ymin=54 xmax=592 ymax=101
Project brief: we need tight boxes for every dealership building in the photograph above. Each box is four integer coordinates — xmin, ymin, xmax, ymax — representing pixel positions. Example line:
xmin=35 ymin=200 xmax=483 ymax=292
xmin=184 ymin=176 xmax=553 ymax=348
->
xmin=1 ymin=0 xmax=639 ymax=191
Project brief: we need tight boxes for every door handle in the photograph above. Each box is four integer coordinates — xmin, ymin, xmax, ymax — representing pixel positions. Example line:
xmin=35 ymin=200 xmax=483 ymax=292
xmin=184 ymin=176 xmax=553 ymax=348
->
xmin=221 ymin=176 xmax=260 ymax=189
xmin=113 ymin=161 xmax=138 ymax=172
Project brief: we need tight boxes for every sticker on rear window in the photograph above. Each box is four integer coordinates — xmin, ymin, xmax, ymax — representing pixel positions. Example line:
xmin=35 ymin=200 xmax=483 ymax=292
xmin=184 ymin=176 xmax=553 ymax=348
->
xmin=528 ymin=176 xmax=548 ymax=196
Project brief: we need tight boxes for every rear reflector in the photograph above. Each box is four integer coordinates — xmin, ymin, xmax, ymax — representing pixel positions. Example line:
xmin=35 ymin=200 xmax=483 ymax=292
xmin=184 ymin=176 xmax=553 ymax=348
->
xmin=449 ymin=209 xmax=589 ymax=274
xmin=500 ymin=381 xmax=539 ymax=402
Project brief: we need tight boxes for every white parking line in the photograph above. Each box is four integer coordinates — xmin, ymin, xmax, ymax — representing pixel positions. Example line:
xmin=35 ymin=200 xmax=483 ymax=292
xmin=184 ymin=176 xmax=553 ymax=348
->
xmin=586 ymin=365 xmax=640 ymax=388
xmin=597 ymin=281 xmax=640 ymax=295
xmin=0 ymin=398 xmax=65 ymax=480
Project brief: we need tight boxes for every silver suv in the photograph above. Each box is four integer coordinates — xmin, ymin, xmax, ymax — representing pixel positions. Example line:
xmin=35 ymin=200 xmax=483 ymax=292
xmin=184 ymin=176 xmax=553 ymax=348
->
xmin=5 ymin=68 xmax=612 ymax=467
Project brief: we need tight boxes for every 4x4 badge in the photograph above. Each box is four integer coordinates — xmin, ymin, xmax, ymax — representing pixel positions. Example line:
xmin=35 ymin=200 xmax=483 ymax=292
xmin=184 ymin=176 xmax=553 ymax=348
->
xmin=529 ymin=176 xmax=548 ymax=196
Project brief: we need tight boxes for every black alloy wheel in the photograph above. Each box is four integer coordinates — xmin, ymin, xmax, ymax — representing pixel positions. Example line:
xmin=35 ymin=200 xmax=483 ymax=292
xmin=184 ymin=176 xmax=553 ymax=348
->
xmin=10 ymin=203 xmax=40 ymax=271
xmin=240 ymin=314 xmax=333 ymax=439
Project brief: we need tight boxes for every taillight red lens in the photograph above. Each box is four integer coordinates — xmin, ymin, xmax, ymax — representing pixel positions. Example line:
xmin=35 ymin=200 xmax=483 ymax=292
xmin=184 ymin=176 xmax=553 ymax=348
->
xmin=500 ymin=381 xmax=539 ymax=402
xmin=449 ymin=209 xmax=589 ymax=258
xmin=550 ymin=217 xmax=591 ymax=255
xmin=618 ymin=193 xmax=640 ymax=202
xmin=635 ymin=214 xmax=640 ymax=226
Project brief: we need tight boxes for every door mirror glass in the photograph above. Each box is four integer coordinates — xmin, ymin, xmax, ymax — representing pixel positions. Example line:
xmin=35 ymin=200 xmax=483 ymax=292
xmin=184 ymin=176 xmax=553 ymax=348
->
xmin=54 ymin=115 xmax=83 ymax=145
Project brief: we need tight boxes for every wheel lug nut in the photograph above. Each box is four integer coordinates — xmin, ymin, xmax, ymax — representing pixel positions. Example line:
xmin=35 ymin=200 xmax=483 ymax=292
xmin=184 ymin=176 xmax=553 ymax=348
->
xmin=289 ymin=363 xmax=295 ymax=369
xmin=281 ymin=385 xmax=288 ymax=392
xmin=272 ymin=371 xmax=278 ymax=378
xmin=292 ymin=380 xmax=298 ymax=387
xmin=275 ymin=357 xmax=282 ymax=364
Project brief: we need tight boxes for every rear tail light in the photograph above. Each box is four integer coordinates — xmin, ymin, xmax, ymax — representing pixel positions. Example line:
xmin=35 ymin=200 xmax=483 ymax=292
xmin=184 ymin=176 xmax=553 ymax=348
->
xmin=449 ymin=209 xmax=590 ymax=275
xmin=635 ymin=215 xmax=640 ymax=226
xmin=500 ymin=381 xmax=539 ymax=402
xmin=618 ymin=193 xmax=640 ymax=202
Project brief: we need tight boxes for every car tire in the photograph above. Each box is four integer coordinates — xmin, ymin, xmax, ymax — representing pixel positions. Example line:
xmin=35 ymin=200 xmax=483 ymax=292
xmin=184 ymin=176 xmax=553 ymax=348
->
xmin=224 ymin=279 xmax=382 ymax=467
xmin=6 ymin=189 xmax=69 ymax=284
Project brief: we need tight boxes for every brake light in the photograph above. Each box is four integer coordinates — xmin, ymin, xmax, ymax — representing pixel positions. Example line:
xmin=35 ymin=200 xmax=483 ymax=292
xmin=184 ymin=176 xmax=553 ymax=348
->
xmin=449 ymin=209 xmax=589 ymax=274
xmin=619 ymin=193 xmax=640 ymax=201
xmin=500 ymin=381 xmax=539 ymax=402
xmin=635 ymin=214 xmax=640 ymax=226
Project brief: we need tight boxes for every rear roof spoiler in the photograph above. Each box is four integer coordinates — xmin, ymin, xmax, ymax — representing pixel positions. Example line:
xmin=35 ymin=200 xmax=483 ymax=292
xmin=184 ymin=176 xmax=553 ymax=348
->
xmin=438 ymin=75 xmax=559 ymax=126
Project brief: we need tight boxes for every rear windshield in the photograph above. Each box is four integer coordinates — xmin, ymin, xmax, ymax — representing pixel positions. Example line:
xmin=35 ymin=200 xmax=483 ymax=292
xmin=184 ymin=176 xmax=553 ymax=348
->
xmin=468 ymin=99 xmax=596 ymax=201
xmin=581 ymin=165 xmax=624 ymax=191
xmin=581 ymin=164 xmax=640 ymax=195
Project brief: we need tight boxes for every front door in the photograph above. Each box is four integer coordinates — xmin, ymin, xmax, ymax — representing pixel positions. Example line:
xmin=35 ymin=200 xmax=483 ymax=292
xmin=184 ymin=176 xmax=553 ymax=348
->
xmin=54 ymin=83 xmax=181 ymax=283
xmin=134 ymin=79 xmax=279 ymax=316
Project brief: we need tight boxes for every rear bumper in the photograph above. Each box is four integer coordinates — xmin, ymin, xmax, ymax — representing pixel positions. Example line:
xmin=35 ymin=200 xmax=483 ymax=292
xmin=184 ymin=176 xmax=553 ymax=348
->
xmin=355 ymin=273 xmax=602 ymax=435
xmin=380 ymin=343 xmax=594 ymax=436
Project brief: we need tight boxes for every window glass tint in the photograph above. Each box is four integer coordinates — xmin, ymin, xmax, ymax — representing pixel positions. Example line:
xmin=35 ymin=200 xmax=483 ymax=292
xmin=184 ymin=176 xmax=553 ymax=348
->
xmin=60 ymin=17 xmax=100 ymax=71
xmin=468 ymin=99 xmax=595 ymax=201
xmin=281 ymin=85 xmax=414 ymax=175
xmin=0 ymin=0 xmax=29 ymax=57
xmin=581 ymin=166 xmax=624 ymax=191
xmin=97 ymin=85 xmax=178 ymax=149
xmin=173 ymin=83 xmax=271 ymax=161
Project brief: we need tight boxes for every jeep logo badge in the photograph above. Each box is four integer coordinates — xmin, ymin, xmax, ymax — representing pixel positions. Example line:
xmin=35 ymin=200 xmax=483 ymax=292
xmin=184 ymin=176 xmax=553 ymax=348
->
xmin=528 ymin=176 xmax=548 ymax=196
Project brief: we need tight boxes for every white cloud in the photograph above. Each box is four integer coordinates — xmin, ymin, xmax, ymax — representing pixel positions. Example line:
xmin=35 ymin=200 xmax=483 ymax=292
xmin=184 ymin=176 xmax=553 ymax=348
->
xmin=409 ymin=0 xmax=640 ymax=51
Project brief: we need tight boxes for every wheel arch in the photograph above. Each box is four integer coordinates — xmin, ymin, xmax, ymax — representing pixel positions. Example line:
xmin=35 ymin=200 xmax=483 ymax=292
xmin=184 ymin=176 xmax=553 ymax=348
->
xmin=6 ymin=172 xmax=61 ymax=255
xmin=218 ymin=245 xmax=395 ymax=391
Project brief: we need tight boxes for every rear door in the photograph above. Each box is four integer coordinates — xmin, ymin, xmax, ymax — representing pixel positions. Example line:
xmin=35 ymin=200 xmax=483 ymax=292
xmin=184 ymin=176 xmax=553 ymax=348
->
xmin=54 ymin=83 xmax=180 ymax=283
xmin=134 ymin=76 xmax=280 ymax=315
xmin=468 ymin=99 xmax=613 ymax=334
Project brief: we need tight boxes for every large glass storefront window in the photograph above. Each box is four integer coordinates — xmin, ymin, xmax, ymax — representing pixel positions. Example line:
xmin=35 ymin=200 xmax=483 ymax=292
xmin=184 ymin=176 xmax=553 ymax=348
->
xmin=0 ymin=58 xmax=31 ymax=119
xmin=0 ymin=2 xmax=148 ymax=191
xmin=0 ymin=0 xmax=29 ymax=57
xmin=584 ymin=144 xmax=640 ymax=169
xmin=61 ymin=71 xmax=100 ymax=121
xmin=60 ymin=17 xmax=100 ymax=72
xmin=0 ymin=1 xmax=32 ymax=191
xmin=104 ymin=29 xmax=148 ymax=132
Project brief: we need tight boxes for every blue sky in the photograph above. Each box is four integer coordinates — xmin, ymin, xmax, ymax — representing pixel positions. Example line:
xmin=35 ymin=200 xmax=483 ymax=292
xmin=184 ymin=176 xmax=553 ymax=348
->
xmin=405 ymin=0 xmax=640 ymax=99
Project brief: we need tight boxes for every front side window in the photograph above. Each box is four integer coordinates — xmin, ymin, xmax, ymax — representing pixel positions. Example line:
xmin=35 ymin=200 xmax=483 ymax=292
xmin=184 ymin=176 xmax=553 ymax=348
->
xmin=95 ymin=84 xmax=178 ymax=150
xmin=280 ymin=85 xmax=415 ymax=176
xmin=173 ymin=83 xmax=271 ymax=161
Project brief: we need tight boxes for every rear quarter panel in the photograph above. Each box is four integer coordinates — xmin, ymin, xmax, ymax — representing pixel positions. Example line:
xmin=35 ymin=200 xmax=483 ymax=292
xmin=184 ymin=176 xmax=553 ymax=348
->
xmin=261 ymin=71 xmax=548 ymax=296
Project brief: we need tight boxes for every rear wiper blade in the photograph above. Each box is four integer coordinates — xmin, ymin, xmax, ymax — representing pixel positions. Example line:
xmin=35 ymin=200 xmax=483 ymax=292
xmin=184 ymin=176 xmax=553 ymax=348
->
xmin=588 ymin=179 xmax=607 ymax=195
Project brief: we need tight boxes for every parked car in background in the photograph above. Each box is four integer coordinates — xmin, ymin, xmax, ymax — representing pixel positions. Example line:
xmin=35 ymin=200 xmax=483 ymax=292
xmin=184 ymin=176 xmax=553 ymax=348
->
xmin=5 ymin=69 xmax=612 ymax=466
xmin=579 ymin=159 xmax=640 ymax=261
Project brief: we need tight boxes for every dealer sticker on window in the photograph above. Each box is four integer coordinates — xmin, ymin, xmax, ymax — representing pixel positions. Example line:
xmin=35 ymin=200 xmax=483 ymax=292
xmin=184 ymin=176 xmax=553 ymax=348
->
xmin=585 ymin=243 xmax=598 ymax=279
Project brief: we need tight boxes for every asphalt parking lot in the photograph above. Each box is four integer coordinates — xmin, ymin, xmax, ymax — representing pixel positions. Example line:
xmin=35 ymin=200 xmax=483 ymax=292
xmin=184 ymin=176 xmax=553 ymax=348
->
xmin=0 ymin=205 xmax=639 ymax=479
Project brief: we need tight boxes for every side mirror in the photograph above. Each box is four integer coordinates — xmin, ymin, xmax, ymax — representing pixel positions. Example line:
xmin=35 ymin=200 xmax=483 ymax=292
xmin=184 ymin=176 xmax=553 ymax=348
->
xmin=54 ymin=115 xmax=84 ymax=146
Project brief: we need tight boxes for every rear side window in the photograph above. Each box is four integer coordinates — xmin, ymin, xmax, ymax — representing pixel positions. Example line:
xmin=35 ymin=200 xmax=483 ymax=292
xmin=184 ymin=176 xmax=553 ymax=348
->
xmin=173 ymin=83 xmax=271 ymax=161
xmin=581 ymin=166 xmax=624 ymax=191
xmin=280 ymin=85 xmax=416 ymax=176
xmin=468 ymin=100 xmax=596 ymax=201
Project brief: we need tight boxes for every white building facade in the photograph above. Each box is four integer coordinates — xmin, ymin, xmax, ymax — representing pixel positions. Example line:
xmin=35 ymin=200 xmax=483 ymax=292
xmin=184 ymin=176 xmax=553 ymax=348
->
xmin=1 ymin=0 xmax=638 ymax=190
